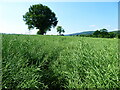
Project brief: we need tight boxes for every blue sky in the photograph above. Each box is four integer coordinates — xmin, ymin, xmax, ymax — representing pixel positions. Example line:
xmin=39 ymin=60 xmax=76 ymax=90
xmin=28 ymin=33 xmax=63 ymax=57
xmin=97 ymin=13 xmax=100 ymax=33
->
xmin=0 ymin=1 xmax=118 ymax=35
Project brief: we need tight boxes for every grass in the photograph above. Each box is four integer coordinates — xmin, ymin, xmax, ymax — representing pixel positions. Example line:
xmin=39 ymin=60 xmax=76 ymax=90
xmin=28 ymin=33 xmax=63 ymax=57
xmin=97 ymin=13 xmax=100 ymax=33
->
xmin=2 ymin=34 xmax=120 ymax=89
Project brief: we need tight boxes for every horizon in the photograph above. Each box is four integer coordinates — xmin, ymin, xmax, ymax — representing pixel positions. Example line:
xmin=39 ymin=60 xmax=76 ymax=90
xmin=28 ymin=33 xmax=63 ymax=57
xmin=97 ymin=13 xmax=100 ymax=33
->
xmin=0 ymin=1 xmax=118 ymax=35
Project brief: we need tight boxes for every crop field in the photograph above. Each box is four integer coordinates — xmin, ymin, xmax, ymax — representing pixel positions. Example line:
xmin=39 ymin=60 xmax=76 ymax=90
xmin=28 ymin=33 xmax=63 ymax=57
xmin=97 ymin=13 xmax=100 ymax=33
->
xmin=2 ymin=34 xmax=120 ymax=89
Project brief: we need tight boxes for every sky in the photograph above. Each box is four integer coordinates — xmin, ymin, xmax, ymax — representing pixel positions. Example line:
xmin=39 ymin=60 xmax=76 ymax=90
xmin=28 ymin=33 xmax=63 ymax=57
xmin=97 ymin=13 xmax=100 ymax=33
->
xmin=0 ymin=0 xmax=118 ymax=35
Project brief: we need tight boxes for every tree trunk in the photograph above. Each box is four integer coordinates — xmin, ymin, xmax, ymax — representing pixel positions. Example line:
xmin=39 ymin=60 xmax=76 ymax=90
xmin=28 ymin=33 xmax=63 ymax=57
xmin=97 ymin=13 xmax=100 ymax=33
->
xmin=38 ymin=29 xmax=44 ymax=35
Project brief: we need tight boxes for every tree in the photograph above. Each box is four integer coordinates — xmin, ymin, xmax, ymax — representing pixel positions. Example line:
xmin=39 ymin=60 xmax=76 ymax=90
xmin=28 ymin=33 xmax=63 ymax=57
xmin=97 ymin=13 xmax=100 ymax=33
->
xmin=56 ymin=26 xmax=65 ymax=35
xmin=93 ymin=30 xmax=100 ymax=37
xmin=100 ymin=28 xmax=109 ymax=38
xmin=108 ymin=32 xmax=116 ymax=38
xmin=100 ymin=28 xmax=108 ymax=33
xmin=23 ymin=4 xmax=58 ymax=35
xmin=117 ymin=34 xmax=120 ymax=39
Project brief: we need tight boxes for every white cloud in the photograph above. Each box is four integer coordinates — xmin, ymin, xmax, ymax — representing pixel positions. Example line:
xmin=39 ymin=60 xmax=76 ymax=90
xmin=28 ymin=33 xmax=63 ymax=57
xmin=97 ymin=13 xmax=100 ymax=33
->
xmin=89 ymin=25 xmax=96 ymax=27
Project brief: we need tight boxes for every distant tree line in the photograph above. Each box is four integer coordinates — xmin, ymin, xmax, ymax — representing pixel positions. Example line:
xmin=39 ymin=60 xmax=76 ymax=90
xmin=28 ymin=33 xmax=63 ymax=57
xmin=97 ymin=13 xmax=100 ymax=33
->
xmin=77 ymin=28 xmax=120 ymax=39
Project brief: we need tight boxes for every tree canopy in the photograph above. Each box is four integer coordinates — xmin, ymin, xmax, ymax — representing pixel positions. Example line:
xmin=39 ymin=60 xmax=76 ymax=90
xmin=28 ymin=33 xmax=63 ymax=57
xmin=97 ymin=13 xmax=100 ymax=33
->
xmin=56 ymin=26 xmax=65 ymax=35
xmin=23 ymin=4 xmax=58 ymax=35
xmin=93 ymin=30 xmax=100 ymax=37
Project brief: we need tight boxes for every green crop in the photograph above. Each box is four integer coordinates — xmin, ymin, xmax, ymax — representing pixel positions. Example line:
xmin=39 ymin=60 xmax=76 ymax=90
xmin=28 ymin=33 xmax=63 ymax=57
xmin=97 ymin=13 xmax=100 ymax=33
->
xmin=2 ymin=34 xmax=119 ymax=89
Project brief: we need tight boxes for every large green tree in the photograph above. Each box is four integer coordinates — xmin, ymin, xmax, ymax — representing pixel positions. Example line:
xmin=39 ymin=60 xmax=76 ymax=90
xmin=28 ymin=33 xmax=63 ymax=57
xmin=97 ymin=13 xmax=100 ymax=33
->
xmin=23 ymin=4 xmax=58 ymax=35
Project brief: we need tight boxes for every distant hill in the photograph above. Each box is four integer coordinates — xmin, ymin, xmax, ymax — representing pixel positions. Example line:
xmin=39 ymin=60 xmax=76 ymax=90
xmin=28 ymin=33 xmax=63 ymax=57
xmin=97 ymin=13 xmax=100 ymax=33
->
xmin=65 ymin=30 xmax=120 ymax=36
xmin=65 ymin=31 xmax=95 ymax=36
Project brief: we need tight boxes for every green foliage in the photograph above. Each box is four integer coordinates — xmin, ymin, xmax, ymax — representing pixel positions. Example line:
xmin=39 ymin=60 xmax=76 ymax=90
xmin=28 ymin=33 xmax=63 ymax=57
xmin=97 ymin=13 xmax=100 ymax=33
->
xmin=93 ymin=28 xmax=108 ymax=38
xmin=93 ymin=30 xmax=100 ymax=37
xmin=118 ymin=34 xmax=120 ymax=39
xmin=90 ymin=29 xmax=118 ymax=38
xmin=23 ymin=4 xmax=58 ymax=35
xmin=100 ymin=28 xmax=108 ymax=33
xmin=109 ymin=32 xmax=116 ymax=38
xmin=57 ymin=26 xmax=65 ymax=35
xmin=2 ymin=34 xmax=119 ymax=89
